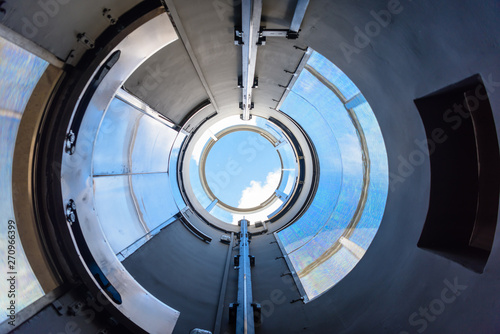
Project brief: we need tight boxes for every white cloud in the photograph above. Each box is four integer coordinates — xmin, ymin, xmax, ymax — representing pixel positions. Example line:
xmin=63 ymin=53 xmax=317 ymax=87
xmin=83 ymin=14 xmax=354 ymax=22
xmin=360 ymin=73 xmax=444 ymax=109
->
xmin=238 ymin=169 xmax=281 ymax=208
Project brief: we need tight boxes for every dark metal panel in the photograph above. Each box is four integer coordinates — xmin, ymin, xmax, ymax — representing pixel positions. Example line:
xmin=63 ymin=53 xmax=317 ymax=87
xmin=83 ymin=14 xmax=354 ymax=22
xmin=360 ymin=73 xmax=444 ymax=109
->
xmin=124 ymin=39 xmax=209 ymax=124
xmin=169 ymin=0 xmax=241 ymax=113
xmin=123 ymin=220 xmax=229 ymax=334
xmin=9 ymin=285 xmax=133 ymax=334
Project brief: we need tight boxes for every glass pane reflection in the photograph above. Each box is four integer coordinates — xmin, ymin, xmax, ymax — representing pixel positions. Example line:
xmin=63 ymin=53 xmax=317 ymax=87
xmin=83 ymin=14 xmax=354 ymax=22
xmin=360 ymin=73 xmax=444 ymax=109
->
xmin=0 ymin=36 xmax=47 ymax=322
xmin=276 ymin=49 xmax=388 ymax=300
xmin=92 ymin=97 xmax=180 ymax=259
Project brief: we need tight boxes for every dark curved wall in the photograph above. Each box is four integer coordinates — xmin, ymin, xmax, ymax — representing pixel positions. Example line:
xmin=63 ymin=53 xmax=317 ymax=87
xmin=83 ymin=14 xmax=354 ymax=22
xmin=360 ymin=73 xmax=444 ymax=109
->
xmin=124 ymin=1 xmax=500 ymax=333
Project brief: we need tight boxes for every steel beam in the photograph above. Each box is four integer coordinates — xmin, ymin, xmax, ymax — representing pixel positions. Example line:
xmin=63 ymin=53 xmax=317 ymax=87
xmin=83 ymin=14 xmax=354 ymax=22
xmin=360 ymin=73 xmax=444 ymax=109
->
xmin=290 ymin=0 xmax=310 ymax=33
xmin=236 ymin=219 xmax=255 ymax=334
xmin=0 ymin=24 xmax=64 ymax=68
xmin=115 ymin=88 xmax=178 ymax=129
xmin=240 ymin=0 xmax=262 ymax=121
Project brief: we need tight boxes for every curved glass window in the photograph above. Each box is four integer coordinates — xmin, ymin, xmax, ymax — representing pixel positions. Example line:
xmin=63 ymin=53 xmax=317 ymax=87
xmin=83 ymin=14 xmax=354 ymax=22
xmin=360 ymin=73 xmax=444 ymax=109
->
xmin=92 ymin=95 xmax=180 ymax=260
xmin=276 ymin=50 xmax=389 ymax=301
xmin=0 ymin=36 xmax=48 ymax=322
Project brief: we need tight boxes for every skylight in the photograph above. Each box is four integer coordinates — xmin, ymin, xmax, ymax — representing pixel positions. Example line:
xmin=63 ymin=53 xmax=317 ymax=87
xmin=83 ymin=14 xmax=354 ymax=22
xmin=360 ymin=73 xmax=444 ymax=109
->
xmin=204 ymin=130 xmax=282 ymax=209
xmin=275 ymin=49 xmax=389 ymax=301
xmin=184 ymin=115 xmax=301 ymax=225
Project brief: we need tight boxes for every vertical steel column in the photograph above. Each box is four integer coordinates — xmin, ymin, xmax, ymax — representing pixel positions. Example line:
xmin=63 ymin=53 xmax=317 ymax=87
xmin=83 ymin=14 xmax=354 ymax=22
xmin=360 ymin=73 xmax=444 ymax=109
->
xmin=289 ymin=0 xmax=310 ymax=33
xmin=236 ymin=219 xmax=254 ymax=334
xmin=240 ymin=0 xmax=262 ymax=121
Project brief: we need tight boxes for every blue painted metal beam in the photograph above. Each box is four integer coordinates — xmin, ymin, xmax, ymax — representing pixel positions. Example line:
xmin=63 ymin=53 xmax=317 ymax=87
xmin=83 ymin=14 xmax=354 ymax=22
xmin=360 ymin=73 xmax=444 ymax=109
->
xmin=236 ymin=219 xmax=255 ymax=334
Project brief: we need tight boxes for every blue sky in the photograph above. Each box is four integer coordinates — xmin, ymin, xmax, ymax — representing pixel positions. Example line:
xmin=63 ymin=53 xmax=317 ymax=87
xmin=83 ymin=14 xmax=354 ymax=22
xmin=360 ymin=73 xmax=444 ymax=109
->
xmin=205 ymin=131 xmax=281 ymax=208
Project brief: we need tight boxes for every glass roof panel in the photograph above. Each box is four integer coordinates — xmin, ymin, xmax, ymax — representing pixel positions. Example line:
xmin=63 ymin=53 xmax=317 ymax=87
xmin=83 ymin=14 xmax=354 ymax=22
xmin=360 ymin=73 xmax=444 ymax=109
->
xmin=307 ymin=50 xmax=360 ymax=101
xmin=93 ymin=175 xmax=148 ymax=254
xmin=276 ymin=49 xmax=388 ymax=301
xmin=93 ymin=98 xmax=143 ymax=175
xmin=131 ymin=113 xmax=177 ymax=173
xmin=0 ymin=36 xmax=47 ymax=322
xmin=277 ymin=91 xmax=344 ymax=253
xmin=92 ymin=96 xmax=179 ymax=258
xmin=94 ymin=97 xmax=176 ymax=176
xmin=130 ymin=173 xmax=179 ymax=231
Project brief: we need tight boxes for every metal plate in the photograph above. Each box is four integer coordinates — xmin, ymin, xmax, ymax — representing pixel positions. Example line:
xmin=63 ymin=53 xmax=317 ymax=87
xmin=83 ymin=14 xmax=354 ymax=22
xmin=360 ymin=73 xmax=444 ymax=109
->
xmin=60 ymin=13 xmax=180 ymax=334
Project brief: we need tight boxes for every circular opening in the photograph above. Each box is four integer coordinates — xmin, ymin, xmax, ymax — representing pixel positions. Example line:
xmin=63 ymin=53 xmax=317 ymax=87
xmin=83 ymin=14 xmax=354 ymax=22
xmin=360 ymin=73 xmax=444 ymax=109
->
xmin=204 ymin=130 xmax=281 ymax=209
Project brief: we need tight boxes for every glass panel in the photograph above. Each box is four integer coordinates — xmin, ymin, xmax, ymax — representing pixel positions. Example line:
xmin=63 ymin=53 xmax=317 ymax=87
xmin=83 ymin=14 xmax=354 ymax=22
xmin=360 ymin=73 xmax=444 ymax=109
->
xmin=168 ymin=134 xmax=188 ymax=209
xmin=93 ymin=98 xmax=143 ymax=175
xmin=307 ymin=51 xmax=360 ymax=101
xmin=131 ymin=114 xmax=177 ymax=173
xmin=209 ymin=204 xmax=236 ymax=223
xmin=348 ymin=100 xmax=389 ymax=250
xmin=93 ymin=175 xmax=147 ymax=254
xmin=190 ymin=156 xmax=213 ymax=209
xmin=130 ymin=173 xmax=179 ymax=231
xmin=277 ymin=169 xmax=296 ymax=197
xmin=277 ymin=78 xmax=355 ymax=254
xmin=0 ymin=36 xmax=48 ymax=322
xmin=299 ymin=247 xmax=359 ymax=299
xmin=276 ymin=49 xmax=388 ymax=301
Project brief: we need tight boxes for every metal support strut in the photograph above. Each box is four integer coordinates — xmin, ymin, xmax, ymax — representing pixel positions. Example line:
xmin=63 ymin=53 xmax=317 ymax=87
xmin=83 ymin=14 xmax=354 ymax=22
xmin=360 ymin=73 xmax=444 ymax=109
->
xmin=230 ymin=219 xmax=260 ymax=334
xmin=236 ymin=0 xmax=309 ymax=121
xmin=238 ymin=0 xmax=262 ymax=121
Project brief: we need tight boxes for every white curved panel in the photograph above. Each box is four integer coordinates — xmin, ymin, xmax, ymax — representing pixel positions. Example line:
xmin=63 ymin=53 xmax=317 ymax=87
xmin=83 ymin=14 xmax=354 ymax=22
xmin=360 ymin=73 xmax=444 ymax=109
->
xmin=60 ymin=13 xmax=180 ymax=334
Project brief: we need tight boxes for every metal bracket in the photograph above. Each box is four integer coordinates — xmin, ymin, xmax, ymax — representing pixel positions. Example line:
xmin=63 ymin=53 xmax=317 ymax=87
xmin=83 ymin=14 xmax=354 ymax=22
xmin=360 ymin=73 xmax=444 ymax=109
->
xmin=228 ymin=303 xmax=238 ymax=323
xmin=260 ymin=29 xmax=300 ymax=40
xmin=239 ymin=102 xmax=254 ymax=111
xmin=260 ymin=29 xmax=288 ymax=38
xmin=102 ymin=8 xmax=117 ymax=25
xmin=66 ymin=199 xmax=76 ymax=224
xmin=77 ymin=32 xmax=95 ymax=49
xmin=252 ymin=77 xmax=259 ymax=88
xmin=249 ymin=255 xmax=255 ymax=267
xmin=67 ymin=301 xmax=83 ymax=316
xmin=52 ymin=300 xmax=64 ymax=316
xmin=290 ymin=296 xmax=305 ymax=304
xmin=294 ymin=45 xmax=308 ymax=52
xmin=286 ymin=30 xmax=300 ymax=39
xmin=234 ymin=27 xmax=243 ymax=45
xmin=64 ymin=50 xmax=77 ymax=66
xmin=65 ymin=130 xmax=76 ymax=154
xmin=252 ymin=303 xmax=262 ymax=325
